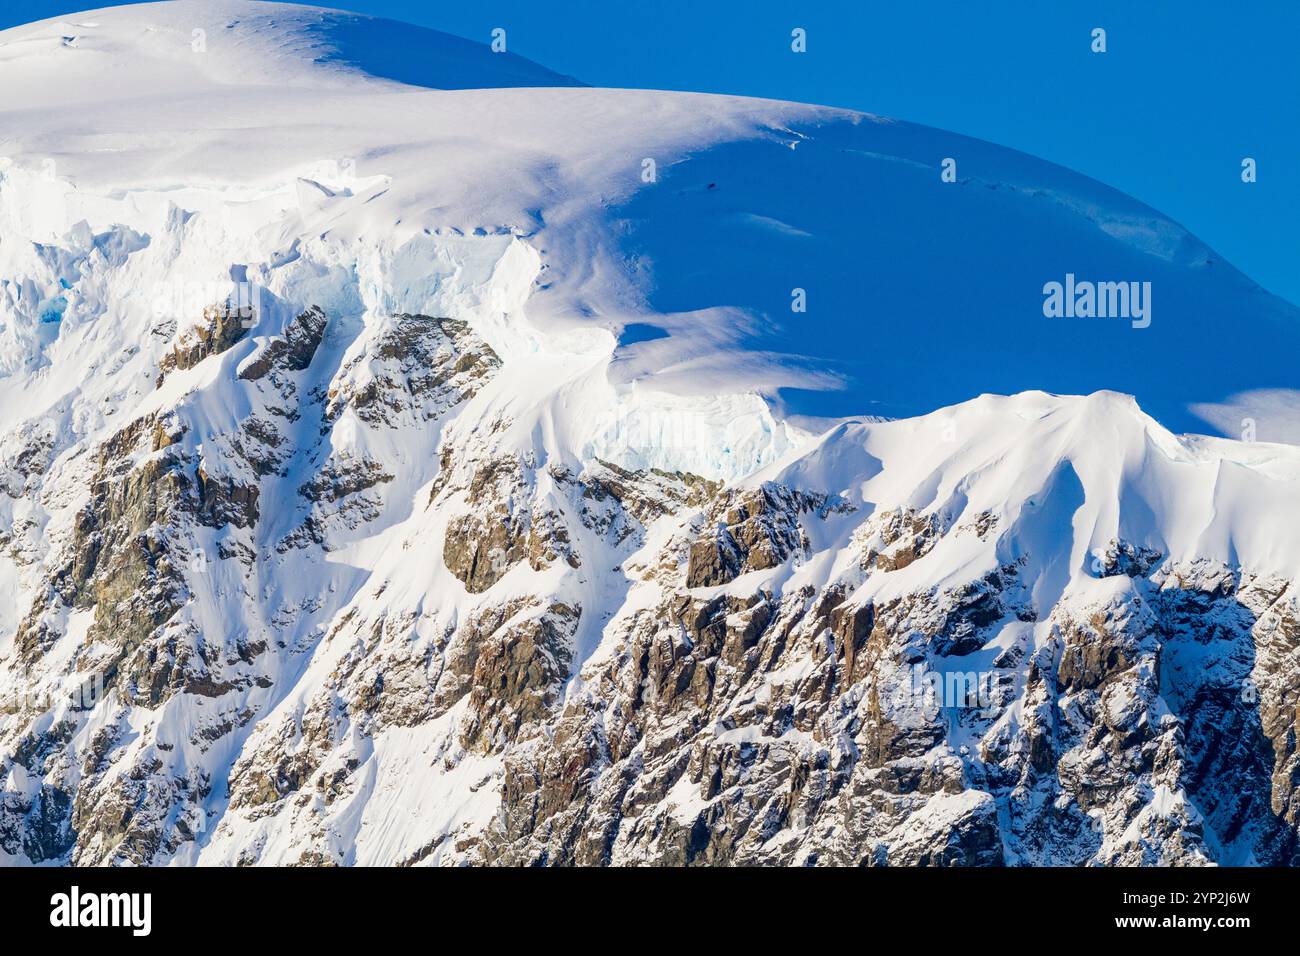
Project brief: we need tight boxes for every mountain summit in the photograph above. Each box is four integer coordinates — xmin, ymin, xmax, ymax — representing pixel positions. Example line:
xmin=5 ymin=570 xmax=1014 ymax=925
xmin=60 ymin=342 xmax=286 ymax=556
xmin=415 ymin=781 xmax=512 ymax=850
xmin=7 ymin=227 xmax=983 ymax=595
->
xmin=0 ymin=1 xmax=1297 ymax=866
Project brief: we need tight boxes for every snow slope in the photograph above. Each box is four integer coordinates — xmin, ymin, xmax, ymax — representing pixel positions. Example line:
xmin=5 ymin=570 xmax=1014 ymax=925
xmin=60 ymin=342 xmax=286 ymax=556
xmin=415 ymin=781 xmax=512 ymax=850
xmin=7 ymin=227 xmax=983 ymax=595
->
xmin=0 ymin=1 xmax=1298 ymax=867
xmin=614 ymin=125 xmax=1300 ymax=432
xmin=1 ymin=0 xmax=1296 ymax=472
xmin=0 ymin=0 xmax=581 ymax=98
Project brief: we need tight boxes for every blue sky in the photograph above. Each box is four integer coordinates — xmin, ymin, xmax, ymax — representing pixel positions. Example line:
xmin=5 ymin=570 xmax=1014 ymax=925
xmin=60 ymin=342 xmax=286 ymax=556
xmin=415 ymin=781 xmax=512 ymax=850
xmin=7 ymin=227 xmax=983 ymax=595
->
xmin=10 ymin=0 xmax=1299 ymax=307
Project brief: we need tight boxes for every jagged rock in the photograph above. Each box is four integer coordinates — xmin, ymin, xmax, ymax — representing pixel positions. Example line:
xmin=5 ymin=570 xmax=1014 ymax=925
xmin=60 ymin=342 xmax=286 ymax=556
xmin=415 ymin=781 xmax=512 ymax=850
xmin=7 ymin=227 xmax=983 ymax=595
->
xmin=327 ymin=313 xmax=499 ymax=426
xmin=1056 ymin=592 xmax=1159 ymax=692
xmin=238 ymin=306 xmax=327 ymax=381
xmin=0 ymin=419 xmax=55 ymax=498
xmin=444 ymin=511 xmax=528 ymax=593
xmin=459 ymin=602 xmax=579 ymax=752
xmin=1093 ymin=538 xmax=1163 ymax=578
xmin=441 ymin=456 xmax=578 ymax=593
xmin=227 ymin=694 xmax=345 ymax=815
xmin=882 ymin=791 xmax=1004 ymax=866
xmin=855 ymin=507 xmax=942 ymax=572
xmin=686 ymin=483 xmax=824 ymax=588
xmin=156 ymin=303 xmax=251 ymax=387
xmin=195 ymin=465 xmax=260 ymax=529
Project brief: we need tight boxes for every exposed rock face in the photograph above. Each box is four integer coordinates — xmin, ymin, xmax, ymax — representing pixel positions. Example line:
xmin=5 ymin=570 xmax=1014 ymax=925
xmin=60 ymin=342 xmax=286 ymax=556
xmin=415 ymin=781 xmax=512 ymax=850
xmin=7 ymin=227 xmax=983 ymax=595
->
xmin=442 ymin=457 xmax=536 ymax=593
xmin=459 ymin=601 xmax=578 ymax=752
xmin=326 ymin=313 xmax=498 ymax=426
xmin=2 ymin=300 xmax=1299 ymax=869
xmin=238 ymin=306 xmax=327 ymax=382
xmin=476 ymin=532 xmax=1300 ymax=867
xmin=854 ymin=507 xmax=942 ymax=572
xmin=157 ymin=303 xmax=252 ymax=387
xmin=685 ymin=484 xmax=828 ymax=588
xmin=0 ymin=306 xmax=512 ymax=864
xmin=1092 ymin=538 xmax=1164 ymax=578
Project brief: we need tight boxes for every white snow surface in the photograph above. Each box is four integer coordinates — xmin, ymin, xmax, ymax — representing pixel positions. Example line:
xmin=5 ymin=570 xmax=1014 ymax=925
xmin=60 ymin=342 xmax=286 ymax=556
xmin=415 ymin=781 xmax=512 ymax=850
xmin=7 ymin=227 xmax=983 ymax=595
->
xmin=0 ymin=0 xmax=1297 ymax=866
xmin=2 ymin=0 xmax=1296 ymax=476
xmin=0 ymin=0 xmax=851 ymax=481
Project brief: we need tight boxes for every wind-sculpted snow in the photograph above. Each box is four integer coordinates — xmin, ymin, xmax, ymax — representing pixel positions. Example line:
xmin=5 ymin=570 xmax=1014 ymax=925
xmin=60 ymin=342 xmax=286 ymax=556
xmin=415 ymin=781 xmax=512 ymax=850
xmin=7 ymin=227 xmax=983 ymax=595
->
xmin=611 ymin=124 xmax=1300 ymax=431
xmin=0 ymin=0 xmax=580 ymax=96
xmin=0 ymin=1 xmax=1298 ymax=866
xmin=4 ymin=3 xmax=1297 ymax=442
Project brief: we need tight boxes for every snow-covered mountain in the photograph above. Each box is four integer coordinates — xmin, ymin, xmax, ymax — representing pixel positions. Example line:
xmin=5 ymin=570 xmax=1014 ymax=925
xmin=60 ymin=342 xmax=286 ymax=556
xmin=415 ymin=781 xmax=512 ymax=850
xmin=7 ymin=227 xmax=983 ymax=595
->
xmin=1 ymin=0 xmax=1298 ymax=866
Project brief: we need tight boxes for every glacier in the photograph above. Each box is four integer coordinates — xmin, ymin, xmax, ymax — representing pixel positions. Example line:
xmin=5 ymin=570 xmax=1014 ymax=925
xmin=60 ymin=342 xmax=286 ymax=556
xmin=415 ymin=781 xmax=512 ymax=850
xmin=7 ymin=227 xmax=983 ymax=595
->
xmin=0 ymin=0 xmax=1297 ymax=866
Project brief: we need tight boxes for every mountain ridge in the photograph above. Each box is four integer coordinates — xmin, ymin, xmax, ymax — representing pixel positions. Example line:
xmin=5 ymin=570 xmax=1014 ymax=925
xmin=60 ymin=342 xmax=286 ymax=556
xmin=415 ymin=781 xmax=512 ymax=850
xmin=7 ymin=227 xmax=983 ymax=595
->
xmin=0 ymin=1 xmax=1297 ymax=866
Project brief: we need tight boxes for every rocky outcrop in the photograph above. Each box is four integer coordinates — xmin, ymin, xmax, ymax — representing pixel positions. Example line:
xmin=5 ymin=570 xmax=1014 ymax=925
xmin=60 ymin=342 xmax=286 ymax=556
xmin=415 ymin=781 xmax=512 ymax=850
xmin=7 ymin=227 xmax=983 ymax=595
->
xmin=0 ymin=303 xmax=514 ymax=864
xmin=459 ymin=601 xmax=579 ymax=752
xmin=443 ymin=458 xmax=532 ymax=593
xmin=326 ymin=313 xmax=499 ymax=426
xmin=1092 ymin=538 xmax=1163 ymax=578
xmin=685 ymin=483 xmax=830 ymax=588
xmin=238 ymin=306 xmax=327 ymax=382
xmin=854 ymin=507 xmax=942 ymax=572
xmin=156 ymin=303 xmax=251 ymax=387
xmin=474 ymin=516 xmax=1300 ymax=867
